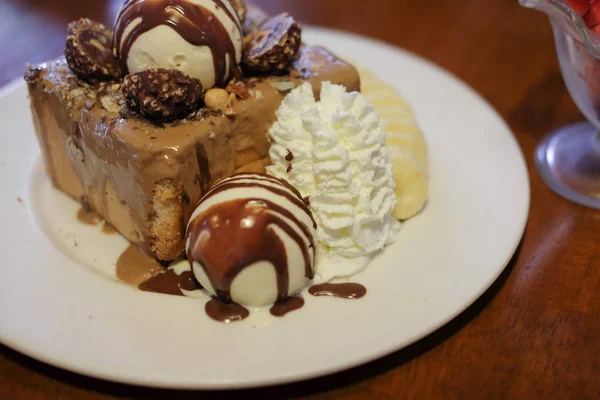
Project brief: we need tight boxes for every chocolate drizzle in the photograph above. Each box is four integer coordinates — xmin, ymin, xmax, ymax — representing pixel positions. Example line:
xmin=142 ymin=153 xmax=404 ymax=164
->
xmin=179 ymin=270 xmax=202 ymax=291
xmin=309 ymin=283 xmax=367 ymax=299
xmin=187 ymin=174 xmax=316 ymax=304
xmin=270 ymin=296 xmax=304 ymax=317
xmin=213 ymin=0 xmax=242 ymax=32
xmin=114 ymin=0 xmax=242 ymax=87
xmin=285 ymin=149 xmax=294 ymax=161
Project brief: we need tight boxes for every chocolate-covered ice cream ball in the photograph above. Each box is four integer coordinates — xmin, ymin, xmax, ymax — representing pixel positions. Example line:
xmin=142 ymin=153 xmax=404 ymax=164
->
xmin=114 ymin=0 xmax=243 ymax=89
xmin=186 ymin=173 xmax=317 ymax=306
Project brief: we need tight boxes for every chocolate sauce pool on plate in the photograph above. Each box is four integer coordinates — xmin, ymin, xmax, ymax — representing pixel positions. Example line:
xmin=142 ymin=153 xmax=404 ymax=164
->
xmin=205 ymin=299 xmax=249 ymax=323
xmin=309 ymin=283 xmax=367 ymax=299
xmin=138 ymin=269 xmax=182 ymax=295
xmin=138 ymin=270 xmax=201 ymax=295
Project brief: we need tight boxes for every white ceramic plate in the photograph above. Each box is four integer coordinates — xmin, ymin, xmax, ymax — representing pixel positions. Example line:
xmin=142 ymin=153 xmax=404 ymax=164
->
xmin=0 ymin=27 xmax=529 ymax=389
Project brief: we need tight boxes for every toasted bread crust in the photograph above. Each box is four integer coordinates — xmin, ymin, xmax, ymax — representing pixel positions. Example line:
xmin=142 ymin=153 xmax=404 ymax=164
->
xmin=151 ymin=180 xmax=185 ymax=261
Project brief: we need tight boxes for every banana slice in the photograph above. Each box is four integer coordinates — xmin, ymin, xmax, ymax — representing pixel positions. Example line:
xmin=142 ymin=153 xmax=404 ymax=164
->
xmin=360 ymin=69 xmax=429 ymax=220
xmin=376 ymin=108 xmax=418 ymax=124
xmin=386 ymin=131 xmax=428 ymax=170
xmin=388 ymin=146 xmax=429 ymax=220
xmin=367 ymin=94 xmax=412 ymax=110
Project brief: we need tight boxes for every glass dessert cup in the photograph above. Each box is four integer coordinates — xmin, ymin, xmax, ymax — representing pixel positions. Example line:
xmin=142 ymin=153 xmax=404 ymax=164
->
xmin=521 ymin=0 xmax=600 ymax=208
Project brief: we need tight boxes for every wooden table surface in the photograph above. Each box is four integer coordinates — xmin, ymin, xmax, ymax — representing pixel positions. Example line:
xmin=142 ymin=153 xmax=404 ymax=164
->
xmin=1 ymin=0 xmax=599 ymax=398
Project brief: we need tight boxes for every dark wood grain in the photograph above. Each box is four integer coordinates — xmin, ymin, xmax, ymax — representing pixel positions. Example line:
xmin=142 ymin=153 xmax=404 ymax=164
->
xmin=1 ymin=0 xmax=599 ymax=399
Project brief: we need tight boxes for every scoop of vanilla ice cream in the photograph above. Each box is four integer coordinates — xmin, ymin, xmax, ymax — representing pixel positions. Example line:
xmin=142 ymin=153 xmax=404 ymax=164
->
xmin=186 ymin=174 xmax=317 ymax=307
xmin=115 ymin=0 xmax=242 ymax=89
xmin=267 ymin=82 xmax=400 ymax=283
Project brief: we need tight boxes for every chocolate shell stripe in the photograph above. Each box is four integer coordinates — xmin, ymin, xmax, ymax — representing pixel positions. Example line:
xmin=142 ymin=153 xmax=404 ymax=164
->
xmin=227 ymin=173 xmax=308 ymax=203
xmin=201 ymin=174 xmax=302 ymax=203
xmin=197 ymin=181 xmax=316 ymax=231
xmin=202 ymin=175 xmax=309 ymax=213
xmin=192 ymin=192 xmax=316 ymax=269
xmin=203 ymin=174 xmax=313 ymax=220
xmin=213 ymin=0 xmax=242 ymax=33
xmin=189 ymin=197 xmax=316 ymax=293
xmin=188 ymin=184 xmax=315 ymax=237
xmin=185 ymin=217 xmax=316 ymax=278
xmin=269 ymin=207 xmax=314 ymax=247
xmin=266 ymin=217 xmax=313 ymax=283
xmin=260 ymin=209 xmax=314 ymax=265
xmin=208 ymin=175 xmax=303 ymax=204
xmin=186 ymin=183 xmax=317 ymax=271
xmin=214 ymin=173 xmax=293 ymax=190
xmin=114 ymin=0 xmax=242 ymax=85
xmin=185 ymin=204 xmax=315 ymax=266
xmin=193 ymin=175 xmax=310 ymax=215
xmin=186 ymin=202 xmax=315 ymax=279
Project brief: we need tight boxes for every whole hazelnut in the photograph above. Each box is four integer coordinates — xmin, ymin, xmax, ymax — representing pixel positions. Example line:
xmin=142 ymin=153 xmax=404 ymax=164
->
xmin=205 ymin=88 xmax=230 ymax=109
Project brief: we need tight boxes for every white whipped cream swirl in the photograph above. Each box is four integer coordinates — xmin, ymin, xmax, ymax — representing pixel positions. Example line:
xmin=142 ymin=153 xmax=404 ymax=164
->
xmin=267 ymin=82 xmax=399 ymax=282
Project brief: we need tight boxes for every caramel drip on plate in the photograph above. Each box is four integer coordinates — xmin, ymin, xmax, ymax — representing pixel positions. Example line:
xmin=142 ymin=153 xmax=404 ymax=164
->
xmin=77 ymin=207 xmax=103 ymax=225
xmin=101 ymin=222 xmax=118 ymax=234
xmin=309 ymin=283 xmax=367 ymax=299
xmin=116 ymin=244 xmax=164 ymax=286
xmin=115 ymin=0 xmax=241 ymax=86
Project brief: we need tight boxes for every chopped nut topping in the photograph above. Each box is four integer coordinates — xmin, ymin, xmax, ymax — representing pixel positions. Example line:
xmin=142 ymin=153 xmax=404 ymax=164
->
xmin=226 ymin=81 xmax=250 ymax=100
